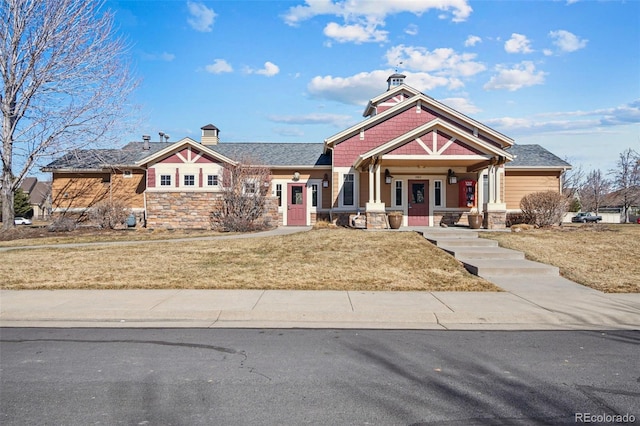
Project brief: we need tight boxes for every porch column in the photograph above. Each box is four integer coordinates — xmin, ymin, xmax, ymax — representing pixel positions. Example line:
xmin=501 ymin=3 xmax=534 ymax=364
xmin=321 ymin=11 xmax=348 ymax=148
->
xmin=368 ymin=164 xmax=375 ymax=204
xmin=483 ymin=163 xmax=507 ymax=229
xmin=374 ymin=162 xmax=381 ymax=204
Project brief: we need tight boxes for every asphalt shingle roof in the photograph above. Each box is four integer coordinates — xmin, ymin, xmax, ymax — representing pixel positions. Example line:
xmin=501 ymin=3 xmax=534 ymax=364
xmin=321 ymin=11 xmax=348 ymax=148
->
xmin=505 ymin=144 xmax=572 ymax=168
xmin=43 ymin=142 xmax=330 ymax=170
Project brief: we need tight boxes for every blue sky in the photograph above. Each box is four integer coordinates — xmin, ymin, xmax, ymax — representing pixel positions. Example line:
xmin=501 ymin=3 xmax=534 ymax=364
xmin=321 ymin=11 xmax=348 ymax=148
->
xmin=112 ymin=0 xmax=640 ymax=172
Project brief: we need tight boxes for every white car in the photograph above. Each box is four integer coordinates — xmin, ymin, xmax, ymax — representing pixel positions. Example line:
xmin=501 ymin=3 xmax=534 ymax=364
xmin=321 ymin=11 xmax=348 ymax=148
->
xmin=14 ymin=217 xmax=32 ymax=225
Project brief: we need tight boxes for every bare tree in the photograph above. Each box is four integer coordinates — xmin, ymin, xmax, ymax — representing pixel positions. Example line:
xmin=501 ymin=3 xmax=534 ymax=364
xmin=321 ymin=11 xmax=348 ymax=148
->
xmin=210 ymin=160 xmax=273 ymax=232
xmin=1 ymin=0 xmax=136 ymax=230
xmin=609 ymin=148 xmax=640 ymax=223
xmin=579 ymin=169 xmax=611 ymax=214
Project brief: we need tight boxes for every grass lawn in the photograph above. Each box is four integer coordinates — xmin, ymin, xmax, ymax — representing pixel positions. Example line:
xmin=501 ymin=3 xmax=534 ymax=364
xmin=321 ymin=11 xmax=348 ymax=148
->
xmin=481 ymin=224 xmax=639 ymax=293
xmin=0 ymin=228 xmax=497 ymax=292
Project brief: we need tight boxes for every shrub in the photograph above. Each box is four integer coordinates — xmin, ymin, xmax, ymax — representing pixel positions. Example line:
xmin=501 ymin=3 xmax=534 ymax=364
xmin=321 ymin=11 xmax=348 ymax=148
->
xmin=520 ymin=191 xmax=568 ymax=227
xmin=89 ymin=199 xmax=131 ymax=229
xmin=48 ymin=217 xmax=77 ymax=232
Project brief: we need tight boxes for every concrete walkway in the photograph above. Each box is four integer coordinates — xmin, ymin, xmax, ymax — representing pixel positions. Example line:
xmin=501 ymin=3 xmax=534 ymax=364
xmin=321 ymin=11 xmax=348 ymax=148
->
xmin=1 ymin=226 xmax=639 ymax=330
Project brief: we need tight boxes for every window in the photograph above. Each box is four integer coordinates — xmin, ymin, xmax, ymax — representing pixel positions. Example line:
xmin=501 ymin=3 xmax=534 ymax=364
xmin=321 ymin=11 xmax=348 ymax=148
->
xmin=311 ymin=184 xmax=318 ymax=207
xmin=123 ymin=170 xmax=132 ymax=178
xmin=343 ymin=174 xmax=354 ymax=206
xmin=184 ymin=175 xmax=195 ymax=186
xmin=244 ymin=182 xmax=256 ymax=194
xmin=160 ymin=175 xmax=171 ymax=186
xmin=207 ymin=175 xmax=218 ymax=186
xmin=395 ymin=181 xmax=402 ymax=206
xmin=276 ymin=184 xmax=282 ymax=207
xmin=434 ymin=180 xmax=443 ymax=207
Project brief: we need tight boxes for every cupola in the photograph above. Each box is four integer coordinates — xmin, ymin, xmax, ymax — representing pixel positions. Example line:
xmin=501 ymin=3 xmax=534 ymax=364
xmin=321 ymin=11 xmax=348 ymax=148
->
xmin=386 ymin=73 xmax=406 ymax=90
xmin=201 ymin=124 xmax=220 ymax=145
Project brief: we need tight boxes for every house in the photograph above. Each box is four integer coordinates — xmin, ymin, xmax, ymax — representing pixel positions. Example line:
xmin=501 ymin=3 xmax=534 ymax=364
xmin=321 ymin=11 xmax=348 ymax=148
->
xmin=18 ymin=177 xmax=52 ymax=220
xmin=43 ymin=74 xmax=571 ymax=229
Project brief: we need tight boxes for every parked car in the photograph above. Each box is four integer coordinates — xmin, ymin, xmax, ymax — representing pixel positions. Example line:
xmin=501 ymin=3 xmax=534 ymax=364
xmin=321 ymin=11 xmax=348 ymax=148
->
xmin=14 ymin=217 xmax=32 ymax=225
xmin=571 ymin=212 xmax=602 ymax=223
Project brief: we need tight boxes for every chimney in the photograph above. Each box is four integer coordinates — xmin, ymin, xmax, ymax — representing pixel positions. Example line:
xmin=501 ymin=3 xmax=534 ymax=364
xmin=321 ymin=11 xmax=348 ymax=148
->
xmin=142 ymin=135 xmax=150 ymax=150
xmin=201 ymin=124 xmax=220 ymax=145
xmin=158 ymin=131 xmax=165 ymax=142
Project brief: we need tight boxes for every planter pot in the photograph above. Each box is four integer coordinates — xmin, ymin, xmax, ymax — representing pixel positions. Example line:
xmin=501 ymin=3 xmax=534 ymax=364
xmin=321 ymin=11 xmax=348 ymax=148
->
xmin=468 ymin=214 xmax=483 ymax=229
xmin=388 ymin=214 xmax=402 ymax=229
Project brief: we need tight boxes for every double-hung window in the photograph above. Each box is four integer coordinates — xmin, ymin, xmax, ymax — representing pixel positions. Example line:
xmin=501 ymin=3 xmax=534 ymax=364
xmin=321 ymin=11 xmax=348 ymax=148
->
xmin=160 ymin=175 xmax=171 ymax=186
xmin=184 ymin=175 xmax=195 ymax=186
xmin=207 ymin=175 xmax=218 ymax=186
xmin=343 ymin=174 xmax=354 ymax=206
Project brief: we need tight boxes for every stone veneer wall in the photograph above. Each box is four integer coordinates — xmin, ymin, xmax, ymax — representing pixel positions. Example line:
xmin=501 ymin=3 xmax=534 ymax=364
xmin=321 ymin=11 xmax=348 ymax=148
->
xmin=483 ymin=210 xmax=507 ymax=229
xmin=146 ymin=192 xmax=279 ymax=230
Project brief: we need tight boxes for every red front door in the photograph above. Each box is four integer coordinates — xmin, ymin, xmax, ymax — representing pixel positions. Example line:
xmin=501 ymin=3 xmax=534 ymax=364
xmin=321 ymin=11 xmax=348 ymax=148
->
xmin=287 ymin=183 xmax=306 ymax=226
xmin=408 ymin=180 xmax=429 ymax=226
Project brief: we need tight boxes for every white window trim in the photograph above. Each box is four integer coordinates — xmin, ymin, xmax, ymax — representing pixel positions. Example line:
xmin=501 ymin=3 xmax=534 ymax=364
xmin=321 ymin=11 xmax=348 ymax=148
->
xmin=338 ymin=169 xmax=358 ymax=209
xmin=434 ymin=179 xmax=444 ymax=208
xmin=308 ymin=179 xmax=322 ymax=211
xmin=123 ymin=170 xmax=133 ymax=178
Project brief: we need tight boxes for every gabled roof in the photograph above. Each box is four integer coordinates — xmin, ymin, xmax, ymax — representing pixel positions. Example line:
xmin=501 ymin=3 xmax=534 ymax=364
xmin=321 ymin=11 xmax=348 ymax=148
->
xmin=354 ymin=118 xmax=513 ymax=168
xmin=326 ymin=84 xmax=514 ymax=150
xmin=44 ymin=140 xmax=330 ymax=171
xmin=135 ymin=137 xmax=237 ymax=166
xmin=362 ymin=83 xmax=421 ymax=117
xmin=505 ymin=144 xmax=572 ymax=169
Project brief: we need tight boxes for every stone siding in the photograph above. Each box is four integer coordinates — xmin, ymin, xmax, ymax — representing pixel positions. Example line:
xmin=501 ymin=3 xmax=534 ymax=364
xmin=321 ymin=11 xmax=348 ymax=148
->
xmin=146 ymin=192 xmax=279 ymax=230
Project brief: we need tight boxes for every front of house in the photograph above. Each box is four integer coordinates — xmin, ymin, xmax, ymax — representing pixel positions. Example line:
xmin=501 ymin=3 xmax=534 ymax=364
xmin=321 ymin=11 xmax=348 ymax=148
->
xmin=44 ymin=74 xmax=571 ymax=229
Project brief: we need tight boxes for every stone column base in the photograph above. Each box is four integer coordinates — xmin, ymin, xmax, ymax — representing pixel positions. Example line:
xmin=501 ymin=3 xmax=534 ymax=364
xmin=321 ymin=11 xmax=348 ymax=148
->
xmin=483 ymin=210 xmax=507 ymax=229
xmin=366 ymin=212 xmax=388 ymax=229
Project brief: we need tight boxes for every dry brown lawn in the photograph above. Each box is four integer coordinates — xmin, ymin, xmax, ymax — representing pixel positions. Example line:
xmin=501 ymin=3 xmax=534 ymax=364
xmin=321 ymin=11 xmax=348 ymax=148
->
xmin=481 ymin=224 xmax=639 ymax=293
xmin=0 ymin=228 xmax=497 ymax=292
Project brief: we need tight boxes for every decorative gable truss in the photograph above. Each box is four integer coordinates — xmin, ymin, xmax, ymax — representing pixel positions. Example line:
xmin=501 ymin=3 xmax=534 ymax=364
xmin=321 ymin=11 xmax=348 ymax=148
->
xmin=353 ymin=119 xmax=512 ymax=170
xmin=138 ymin=138 xmax=235 ymax=191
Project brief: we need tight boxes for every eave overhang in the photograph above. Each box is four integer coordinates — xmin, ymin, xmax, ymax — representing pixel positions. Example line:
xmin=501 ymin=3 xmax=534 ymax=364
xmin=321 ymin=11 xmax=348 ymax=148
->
xmin=135 ymin=137 xmax=237 ymax=167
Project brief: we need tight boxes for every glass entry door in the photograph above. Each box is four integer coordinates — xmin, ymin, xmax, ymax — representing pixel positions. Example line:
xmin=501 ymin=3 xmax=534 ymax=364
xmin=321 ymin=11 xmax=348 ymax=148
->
xmin=407 ymin=180 xmax=429 ymax=226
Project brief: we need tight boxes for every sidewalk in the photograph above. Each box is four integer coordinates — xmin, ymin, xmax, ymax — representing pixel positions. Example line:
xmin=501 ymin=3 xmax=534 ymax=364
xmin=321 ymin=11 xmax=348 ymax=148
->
xmin=1 ymin=226 xmax=639 ymax=330
xmin=1 ymin=287 xmax=638 ymax=330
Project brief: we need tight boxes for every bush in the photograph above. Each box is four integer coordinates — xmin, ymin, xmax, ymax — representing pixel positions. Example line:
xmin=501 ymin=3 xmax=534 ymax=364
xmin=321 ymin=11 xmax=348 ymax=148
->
xmin=48 ymin=217 xmax=77 ymax=232
xmin=520 ymin=191 xmax=568 ymax=227
xmin=89 ymin=199 xmax=131 ymax=229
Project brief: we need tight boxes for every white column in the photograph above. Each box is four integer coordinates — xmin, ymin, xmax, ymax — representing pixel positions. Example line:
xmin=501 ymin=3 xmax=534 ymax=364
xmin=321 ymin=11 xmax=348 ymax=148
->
xmin=374 ymin=162 xmax=381 ymax=204
xmin=368 ymin=164 xmax=374 ymax=204
xmin=488 ymin=165 xmax=496 ymax=204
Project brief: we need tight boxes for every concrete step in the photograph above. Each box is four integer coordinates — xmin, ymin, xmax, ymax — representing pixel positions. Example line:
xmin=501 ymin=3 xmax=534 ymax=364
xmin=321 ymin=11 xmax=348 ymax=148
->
xmin=445 ymin=246 xmax=525 ymax=260
xmin=421 ymin=229 xmax=479 ymax=239
xmin=434 ymin=238 xmax=499 ymax=248
xmin=461 ymin=259 xmax=559 ymax=278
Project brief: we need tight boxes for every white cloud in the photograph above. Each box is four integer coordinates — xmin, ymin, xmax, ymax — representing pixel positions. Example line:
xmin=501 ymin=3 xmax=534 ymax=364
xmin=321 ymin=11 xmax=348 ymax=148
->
xmin=543 ymin=49 xmax=553 ymax=56
xmin=385 ymin=45 xmax=486 ymax=77
xmin=440 ymin=97 xmax=481 ymax=114
xmin=405 ymin=24 xmax=419 ymax=36
xmin=307 ymin=70 xmax=453 ymax=105
xmin=323 ymin=22 xmax=388 ymax=44
xmin=283 ymin=1 xmax=472 ymax=44
xmin=205 ymin=59 xmax=233 ymax=74
xmin=141 ymin=52 xmax=175 ymax=62
xmin=464 ymin=35 xmax=481 ymax=47
xmin=484 ymin=100 xmax=640 ymax=135
xmin=484 ymin=61 xmax=546 ymax=91
xmin=504 ymin=33 xmax=533 ymax=54
xmin=187 ymin=1 xmax=216 ymax=32
xmin=549 ymin=30 xmax=588 ymax=53
xmin=247 ymin=61 xmax=280 ymax=77
xmin=283 ymin=0 xmax=473 ymax=25
xmin=268 ymin=113 xmax=354 ymax=128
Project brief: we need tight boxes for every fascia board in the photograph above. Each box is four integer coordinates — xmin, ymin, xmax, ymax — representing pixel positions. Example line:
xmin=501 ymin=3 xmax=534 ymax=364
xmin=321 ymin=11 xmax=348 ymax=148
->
xmin=363 ymin=84 xmax=421 ymax=116
xmin=506 ymin=166 xmax=572 ymax=170
xmin=269 ymin=165 xmax=332 ymax=169
xmin=136 ymin=138 xmax=237 ymax=166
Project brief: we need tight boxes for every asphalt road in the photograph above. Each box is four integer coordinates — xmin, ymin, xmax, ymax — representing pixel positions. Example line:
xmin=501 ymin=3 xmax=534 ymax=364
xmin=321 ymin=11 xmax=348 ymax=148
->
xmin=1 ymin=328 xmax=638 ymax=425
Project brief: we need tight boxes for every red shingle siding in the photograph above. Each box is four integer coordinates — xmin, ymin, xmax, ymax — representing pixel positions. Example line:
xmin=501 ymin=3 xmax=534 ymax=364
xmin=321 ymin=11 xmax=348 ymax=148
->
xmin=389 ymin=138 xmax=428 ymax=155
xmin=441 ymin=139 xmax=484 ymax=155
xmin=334 ymin=107 xmax=437 ymax=166
xmin=148 ymin=168 xmax=156 ymax=188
